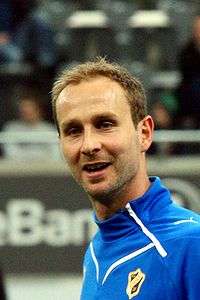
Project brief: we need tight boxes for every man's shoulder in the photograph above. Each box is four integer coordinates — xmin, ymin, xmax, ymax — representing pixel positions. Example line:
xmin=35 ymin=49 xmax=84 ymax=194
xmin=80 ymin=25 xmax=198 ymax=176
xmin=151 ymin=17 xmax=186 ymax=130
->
xmin=155 ymin=203 xmax=200 ymax=242
xmin=166 ymin=206 xmax=200 ymax=241
xmin=168 ymin=202 xmax=200 ymax=223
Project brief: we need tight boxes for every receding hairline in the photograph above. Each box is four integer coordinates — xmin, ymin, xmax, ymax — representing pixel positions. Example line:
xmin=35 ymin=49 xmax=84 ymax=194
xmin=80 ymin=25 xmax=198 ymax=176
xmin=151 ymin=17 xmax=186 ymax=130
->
xmin=57 ymin=74 xmax=127 ymax=99
xmin=52 ymin=58 xmax=143 ymax=100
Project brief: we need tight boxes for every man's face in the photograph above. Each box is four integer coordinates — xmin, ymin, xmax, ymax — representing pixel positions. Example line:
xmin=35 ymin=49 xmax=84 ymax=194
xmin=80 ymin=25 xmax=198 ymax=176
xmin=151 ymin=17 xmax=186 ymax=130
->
xmin=56 ymin=76 xmax=150 ymax=201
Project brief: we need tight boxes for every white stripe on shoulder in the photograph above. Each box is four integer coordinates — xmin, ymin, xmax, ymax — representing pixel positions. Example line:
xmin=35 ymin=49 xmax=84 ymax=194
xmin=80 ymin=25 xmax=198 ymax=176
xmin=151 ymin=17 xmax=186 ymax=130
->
xmin=174 ymin=217 xmax=199 ymax=225
xmin=90 ymin=242 xmax=99 ymax=283
xmin=102 ymin=242 xmax=154 ymax=285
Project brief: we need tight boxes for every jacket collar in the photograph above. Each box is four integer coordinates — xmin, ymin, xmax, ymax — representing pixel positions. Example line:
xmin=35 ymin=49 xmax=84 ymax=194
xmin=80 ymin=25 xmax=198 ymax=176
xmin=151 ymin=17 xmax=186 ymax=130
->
xmin=94 ymin=177 xmax=172 ymax=241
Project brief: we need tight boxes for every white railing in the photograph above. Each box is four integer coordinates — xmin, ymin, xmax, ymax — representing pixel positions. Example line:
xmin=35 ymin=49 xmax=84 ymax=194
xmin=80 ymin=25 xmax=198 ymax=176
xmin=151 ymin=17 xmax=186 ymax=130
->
xmin=0 ymin=130 xmax=199 ymax=144
xmin=153 ymin=130 xmax=200 ymax=143
xmin=0 ymin=131 xmax=58 ymax=144
xmin=0 ymin=131 xmax=60 ymax=161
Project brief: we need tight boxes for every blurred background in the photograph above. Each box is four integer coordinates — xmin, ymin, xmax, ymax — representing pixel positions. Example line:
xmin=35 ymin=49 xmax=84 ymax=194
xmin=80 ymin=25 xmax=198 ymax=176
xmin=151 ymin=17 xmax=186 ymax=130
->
xmin=0 ymin=0 xmax=200 ymax=299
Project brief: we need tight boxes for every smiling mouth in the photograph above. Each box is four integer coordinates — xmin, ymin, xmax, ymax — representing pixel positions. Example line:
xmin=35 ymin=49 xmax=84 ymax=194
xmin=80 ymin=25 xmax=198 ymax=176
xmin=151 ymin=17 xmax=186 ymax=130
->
xmin=83 ymin=162 xmax=111 ymax=173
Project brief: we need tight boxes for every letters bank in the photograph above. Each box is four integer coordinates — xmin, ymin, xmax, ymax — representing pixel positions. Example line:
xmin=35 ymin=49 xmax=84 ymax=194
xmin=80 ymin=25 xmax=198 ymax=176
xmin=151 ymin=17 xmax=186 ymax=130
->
xmin=0 ymin=199 xmax=96 ymax=246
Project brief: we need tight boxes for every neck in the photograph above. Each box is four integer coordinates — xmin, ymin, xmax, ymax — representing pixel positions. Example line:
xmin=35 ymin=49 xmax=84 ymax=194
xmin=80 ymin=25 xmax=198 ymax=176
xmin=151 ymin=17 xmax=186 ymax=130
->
xmin=91 ymin=173 xmax=150 ymax=221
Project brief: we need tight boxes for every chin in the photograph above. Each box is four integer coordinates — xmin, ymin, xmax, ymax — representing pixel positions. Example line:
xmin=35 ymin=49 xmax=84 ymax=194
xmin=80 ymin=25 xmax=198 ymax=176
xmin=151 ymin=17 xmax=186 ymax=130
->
xmin=83 ymin=183 xmax=118 ymax=202
xmin=85 ymin=186 xmax=108 ymax=197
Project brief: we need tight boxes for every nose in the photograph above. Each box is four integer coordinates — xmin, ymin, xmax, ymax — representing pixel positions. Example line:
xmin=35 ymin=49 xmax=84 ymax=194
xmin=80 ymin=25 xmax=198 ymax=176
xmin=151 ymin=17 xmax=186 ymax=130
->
xmin=81 ymin=128 xmax=101 ymax=156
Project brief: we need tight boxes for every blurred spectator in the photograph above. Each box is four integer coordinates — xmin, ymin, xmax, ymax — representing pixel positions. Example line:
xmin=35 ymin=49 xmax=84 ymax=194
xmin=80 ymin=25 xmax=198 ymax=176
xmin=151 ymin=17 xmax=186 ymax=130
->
xmin=1 ymin=90 xmax=59 ymax=161
xmin=151 ymin=100 xmax=173 ymax=130
xmin=133 ymin=0 xmax=157 ymax=9
xmin=0 ymin=0 xmax=58 ymax=73
xmin=17 ymin=5 xmax=58 ymax=72
xmin=176 ymin=15 xmax=200 ymax=129
xmin=149 ymin=99 xmax=173 ymax=155
xmin=150 ymin=89 xmax=179 ymax=131
xmin=0 ymin=0 xmax=35 ymax=63
xmin=73 ymin=0 xmax=97 ymax=10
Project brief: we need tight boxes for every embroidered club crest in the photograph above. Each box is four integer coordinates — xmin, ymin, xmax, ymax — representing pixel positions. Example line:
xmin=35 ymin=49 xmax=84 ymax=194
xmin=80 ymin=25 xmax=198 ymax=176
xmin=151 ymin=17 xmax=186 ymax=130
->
xmin=126 ymin=268 xmax=145 ymax=299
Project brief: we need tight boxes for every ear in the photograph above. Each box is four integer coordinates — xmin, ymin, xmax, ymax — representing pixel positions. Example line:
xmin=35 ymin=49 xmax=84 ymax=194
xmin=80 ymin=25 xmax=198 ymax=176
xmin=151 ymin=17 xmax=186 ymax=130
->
xmin=137 ymin=115 xmax=154 ymax=152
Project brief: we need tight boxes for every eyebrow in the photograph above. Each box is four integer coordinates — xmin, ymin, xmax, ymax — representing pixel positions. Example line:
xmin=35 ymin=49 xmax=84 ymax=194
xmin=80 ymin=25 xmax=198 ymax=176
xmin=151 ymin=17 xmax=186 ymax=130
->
xmin=60 ymin=112 xmax=118 ymax=129
xmin=92 ymin=112 xmax=118 ymax=121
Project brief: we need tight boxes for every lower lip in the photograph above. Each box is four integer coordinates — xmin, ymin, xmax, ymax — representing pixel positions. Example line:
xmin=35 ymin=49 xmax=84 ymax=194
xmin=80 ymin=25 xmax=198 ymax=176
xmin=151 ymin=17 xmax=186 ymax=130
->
xmin=83 ymin=166 xmax=110 ymax=180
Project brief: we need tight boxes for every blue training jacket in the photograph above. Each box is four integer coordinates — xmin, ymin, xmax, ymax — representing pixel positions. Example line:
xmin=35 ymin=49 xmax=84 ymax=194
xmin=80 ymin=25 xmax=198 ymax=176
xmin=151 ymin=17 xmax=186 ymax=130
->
xmin=80 ymin=177 xmax=200 ymax=300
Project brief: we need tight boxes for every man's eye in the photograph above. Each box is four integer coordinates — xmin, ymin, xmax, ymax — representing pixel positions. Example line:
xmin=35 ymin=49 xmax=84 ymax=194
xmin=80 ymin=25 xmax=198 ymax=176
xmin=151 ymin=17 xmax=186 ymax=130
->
xmin=66 ymin=127 xmax=81 ymax=136
xmin=98 ymin=121 xmax=114 ymax=129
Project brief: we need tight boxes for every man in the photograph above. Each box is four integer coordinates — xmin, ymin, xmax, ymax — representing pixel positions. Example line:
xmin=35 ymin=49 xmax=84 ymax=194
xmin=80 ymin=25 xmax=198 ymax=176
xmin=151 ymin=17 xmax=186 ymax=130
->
xmin=176 ymin=15 xmax=200 ymax=129
xmin=52 ymin=58 xmax=200 ymax=299
xmin=2 ymin=90 xmax=58 ymax=161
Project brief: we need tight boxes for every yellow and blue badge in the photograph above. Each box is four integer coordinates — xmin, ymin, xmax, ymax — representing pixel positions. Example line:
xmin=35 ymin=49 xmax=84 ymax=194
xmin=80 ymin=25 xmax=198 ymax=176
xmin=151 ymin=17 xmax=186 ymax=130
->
xmin=126 ymin=268 xmax=145 ymax=299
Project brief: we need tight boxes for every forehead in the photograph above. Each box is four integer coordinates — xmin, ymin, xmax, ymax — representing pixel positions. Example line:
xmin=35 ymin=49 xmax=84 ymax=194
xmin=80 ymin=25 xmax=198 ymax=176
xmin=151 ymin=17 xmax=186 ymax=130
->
xmin=56 ymin=76 xmax=131 ymax=121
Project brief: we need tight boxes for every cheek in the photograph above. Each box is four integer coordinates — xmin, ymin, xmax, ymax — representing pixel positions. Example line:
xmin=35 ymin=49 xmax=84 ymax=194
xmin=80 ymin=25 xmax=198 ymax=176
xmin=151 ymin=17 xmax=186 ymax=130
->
xmin=117 ymin=135 xmax=140 ymax=158
xmin=60 ymin=141 xmax=80 ymax=165
xmin=106 ymin=138 xmax=129 ymax=157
